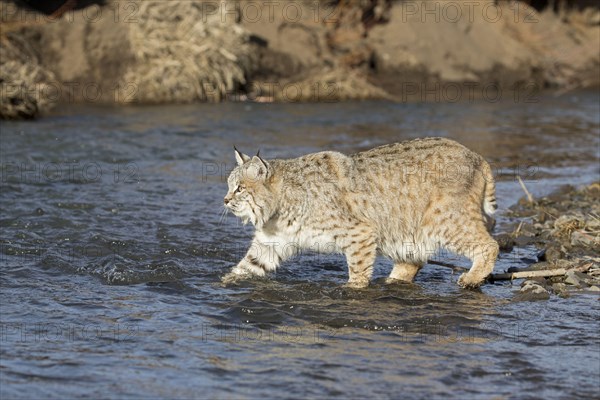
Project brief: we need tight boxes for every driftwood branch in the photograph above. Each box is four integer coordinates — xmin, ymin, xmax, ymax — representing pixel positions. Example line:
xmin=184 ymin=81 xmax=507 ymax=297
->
xmin=487 ymin=269 xmax=567 ymax=282
xmin=428 ymin=260 xmax=594 ymax=283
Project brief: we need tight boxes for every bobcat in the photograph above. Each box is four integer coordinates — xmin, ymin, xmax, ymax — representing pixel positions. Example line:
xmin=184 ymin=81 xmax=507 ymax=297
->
xmin=222 ymin=138 xmax=498 ymax=288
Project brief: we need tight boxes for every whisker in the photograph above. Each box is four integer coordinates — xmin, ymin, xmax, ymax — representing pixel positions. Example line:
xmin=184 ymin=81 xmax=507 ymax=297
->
xmin=218 ymin=207 xmax=228 ymax=225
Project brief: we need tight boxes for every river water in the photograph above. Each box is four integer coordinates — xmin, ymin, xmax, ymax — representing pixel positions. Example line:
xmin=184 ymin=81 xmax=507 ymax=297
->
xmin=1 ymin=92 xmax=599 ymax=399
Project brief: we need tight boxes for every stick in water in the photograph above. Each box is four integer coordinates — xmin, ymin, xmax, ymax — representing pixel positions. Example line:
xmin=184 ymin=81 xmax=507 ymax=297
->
xmin=488 ymin=269 xmax=567 ymax=282
xmin=428 ymin=261 xmax=577 ymax=283
xmin=517 ymin=175 xmax=534 ymax=204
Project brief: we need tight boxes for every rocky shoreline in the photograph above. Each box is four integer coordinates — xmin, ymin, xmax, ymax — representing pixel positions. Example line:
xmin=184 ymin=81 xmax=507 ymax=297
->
xmin=496 ymin=183 xmax=600 ymax=301
xmin=1 ymin=0 xmax=599 ymax=119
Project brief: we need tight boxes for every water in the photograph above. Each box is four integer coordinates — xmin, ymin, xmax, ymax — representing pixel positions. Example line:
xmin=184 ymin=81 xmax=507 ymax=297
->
xmin=1 ymin=92 xmax=599 ymax=399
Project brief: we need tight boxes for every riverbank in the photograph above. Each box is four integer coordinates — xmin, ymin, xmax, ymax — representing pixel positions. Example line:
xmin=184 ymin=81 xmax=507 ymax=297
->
xmin=1 ymin=0 xmax=599 ymax=119
xmin=499 ymin=182 xmax=600 ymax=300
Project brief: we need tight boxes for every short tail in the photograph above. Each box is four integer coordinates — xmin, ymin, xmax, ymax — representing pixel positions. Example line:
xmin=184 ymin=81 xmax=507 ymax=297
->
xmin=482 ymin=161 xmax=497 ymax=215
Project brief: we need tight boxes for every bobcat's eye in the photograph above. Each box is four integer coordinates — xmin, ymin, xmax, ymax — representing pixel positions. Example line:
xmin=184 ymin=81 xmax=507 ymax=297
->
xmin=235 ymin=185 xmax=244 ymax=193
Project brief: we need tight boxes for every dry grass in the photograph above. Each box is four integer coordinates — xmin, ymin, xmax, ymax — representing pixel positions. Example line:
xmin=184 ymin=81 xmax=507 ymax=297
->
xmin=549 ymin=184 xmax=600 ymax=247
xmin=0 ymin=1 xmax=59 ymax=119
xmin=0 ymin=32 xmax=57 ymax=119
xmin=253 ymin=68 xmax=392 ymax=102
xmin=121 ymin=1 xmax=255 ymax=104
xmin=552 ymin=214 xmax=586 ymax=239
xmin=509 ymin=182 xmax=600 ymax=252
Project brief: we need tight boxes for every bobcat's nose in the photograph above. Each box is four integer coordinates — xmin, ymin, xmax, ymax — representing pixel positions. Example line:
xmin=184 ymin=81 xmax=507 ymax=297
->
xmin=224 ymin=197 xmax=231 ymax=205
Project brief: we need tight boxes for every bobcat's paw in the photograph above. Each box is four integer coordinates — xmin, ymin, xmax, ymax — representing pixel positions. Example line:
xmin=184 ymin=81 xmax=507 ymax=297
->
xmin=384 ymin=277 xmax=412 ymax=285
xmin=457 ymin=273 xmax=484 ymax=289
xmin=221 ymin=272 xmax=238 ymax=285
xmin=344 ymin=279 xmax=370 ymax=289
xmin=221 ymin=268 xmax=247 ymax=285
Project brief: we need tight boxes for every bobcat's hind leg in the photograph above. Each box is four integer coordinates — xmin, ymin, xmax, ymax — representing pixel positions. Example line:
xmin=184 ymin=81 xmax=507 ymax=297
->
xmin=457 ymin=238 xmax=498 ymax=288
xmin=441 ymin=222 xmax=498 ymax=289
xmin=386 ymin=262 xmax=423 ymax=284
xmin=432 ymin=201 xmax=499 ymax=289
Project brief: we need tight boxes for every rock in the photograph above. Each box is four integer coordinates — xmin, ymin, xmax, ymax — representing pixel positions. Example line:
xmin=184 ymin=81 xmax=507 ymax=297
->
xmin=513 ymin=222 xmax=539 ymax=246
xmin=508 ymin=262 xmax=559 ymax=273
xmin=551 ymin=282 xmax=570 ymax=298
xmin=564 ymin=270 xmax=590 ymax=288
xmin=586 ymin=214 xmax=600 ymax=232
xmin=538 ymin=230 xmax=553 ymax=241
xmin=521 ymin=277 xmax=549 ymax=287
xmin=588 ymin=266 xmax=600 ymax=277
xmin=495 ymin=233 xmax=515 ymax=252
xmin=513 ymin=281 xmax=551 ymax=302
xmin=553 ymin=259 xmax=574 ymax=269
xmin=587 ymin=286 xmax=600 ymax=292
xmin=540 ymin=244 xmax=565 ymax=262
xmin=514 ymin=235 xmax=537 ymax=246
xmin=571 ymin=230 xmax=597 ymax=248
xmin=519 ymin=222 xmax=538 ymax=237
xmin=574 ymin=270 xmax=594 ymax=285
xmin=563 ymin=272 xmax=579 ymax=287
xmin=583 ymin=275 xmax=600 ymax=286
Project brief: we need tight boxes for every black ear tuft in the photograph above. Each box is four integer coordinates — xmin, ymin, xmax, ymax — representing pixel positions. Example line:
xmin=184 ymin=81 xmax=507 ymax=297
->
xmin=234 ymin=146 xmax=251 ymax=166
xmin=251 ymin=155 xmax=270 ymax=179
xmin=256 ymin=155 xmax=268 ymax=171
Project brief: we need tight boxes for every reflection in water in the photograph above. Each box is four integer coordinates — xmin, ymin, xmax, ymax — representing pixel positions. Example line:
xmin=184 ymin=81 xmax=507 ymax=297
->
xmin=0 ymin=91 xmax=599 ymax=398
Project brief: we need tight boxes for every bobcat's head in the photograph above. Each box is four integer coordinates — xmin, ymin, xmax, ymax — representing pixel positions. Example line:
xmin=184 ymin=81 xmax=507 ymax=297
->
xmin=224 ymin=148 xmax=276 ymax=227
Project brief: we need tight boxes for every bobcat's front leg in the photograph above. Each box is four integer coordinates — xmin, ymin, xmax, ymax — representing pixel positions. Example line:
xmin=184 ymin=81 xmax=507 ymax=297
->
xmin=342 ymin=227 xmax=377 ymax=288
xmin=222 ymin=237 xmax=281 ymax=282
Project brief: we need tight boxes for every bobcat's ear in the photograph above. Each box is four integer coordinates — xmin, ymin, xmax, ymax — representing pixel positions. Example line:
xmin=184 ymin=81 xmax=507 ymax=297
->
xmin=251 ymin=155 xmax=271 ymax=179
xmin=234 ymin=146 xmax=251 ymax=166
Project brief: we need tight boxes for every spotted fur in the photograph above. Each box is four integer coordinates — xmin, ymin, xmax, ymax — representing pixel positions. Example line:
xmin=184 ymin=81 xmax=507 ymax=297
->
xmin=223 ymin=138 xmax=498 ymax=288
